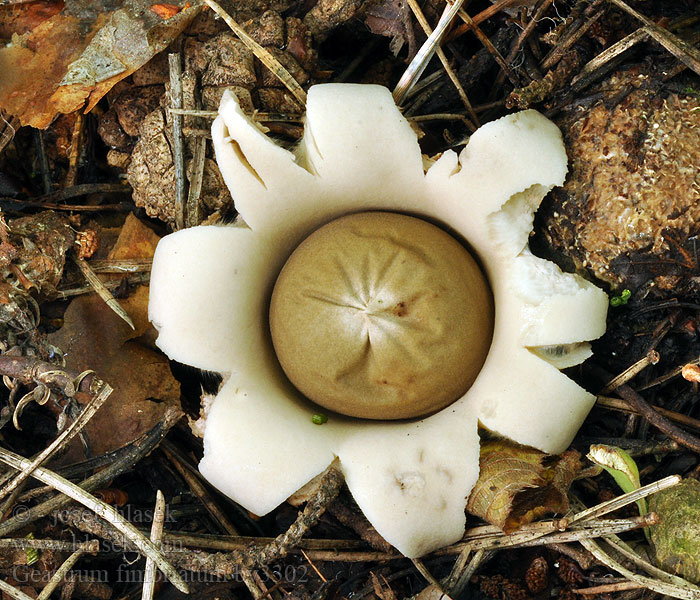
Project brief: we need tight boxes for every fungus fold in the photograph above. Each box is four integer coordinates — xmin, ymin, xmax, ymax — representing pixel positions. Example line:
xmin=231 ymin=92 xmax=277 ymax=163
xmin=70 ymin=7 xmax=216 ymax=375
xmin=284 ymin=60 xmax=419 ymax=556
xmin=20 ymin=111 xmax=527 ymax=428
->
xmin=148 ymin=83 xmax=608 ymax=557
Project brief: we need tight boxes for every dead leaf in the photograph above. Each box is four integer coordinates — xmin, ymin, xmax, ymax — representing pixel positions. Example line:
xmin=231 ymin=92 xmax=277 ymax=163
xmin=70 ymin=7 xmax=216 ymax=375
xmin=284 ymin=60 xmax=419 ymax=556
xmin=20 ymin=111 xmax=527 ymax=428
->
xmin=466 ymin=440 xmax=581 ymax=532
xmin=0 ymin=1 xmax=63 ymax=39
xmin=371 ymin=572 xmax=399 ymax=600
xmin=7 ymin=211 xmax=75 ymax=297
xmin=48 ymin=214 xmax=179 ymax=463
xmin=0 ymin=0 xmax=200 ymax=128
xmin=151 ymin=3 xmax=185 ymax=19
xmin=414 ymin=585 xmax=451 ymax=600
xmin=364 ymin=0 xmax=415 ymax=57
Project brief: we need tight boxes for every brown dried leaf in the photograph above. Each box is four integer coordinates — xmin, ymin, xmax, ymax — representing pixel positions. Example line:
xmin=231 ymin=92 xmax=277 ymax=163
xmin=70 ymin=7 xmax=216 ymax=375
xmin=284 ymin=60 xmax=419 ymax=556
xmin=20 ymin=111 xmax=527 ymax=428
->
xmin=48 ymin=214 xmax=179 ymax=463
xmin=371 ymin=572 xmax=398 ymax=600
xmin=467 ymin=440 xmax=581 ymax=532
xmin=413 ymin=585 xmax=447 ymax=600
xmin=0 ymin=1 xmax=63 ymax=39
xmin=7 ymin=211 xmax=75 ymax=297
xmin=303 ymin=0 xmax=364 ymax=38
xmin=0 ymin=0 xmax=200 ymax=128
xmin=364 ymin=0 xmax=413 ymax=56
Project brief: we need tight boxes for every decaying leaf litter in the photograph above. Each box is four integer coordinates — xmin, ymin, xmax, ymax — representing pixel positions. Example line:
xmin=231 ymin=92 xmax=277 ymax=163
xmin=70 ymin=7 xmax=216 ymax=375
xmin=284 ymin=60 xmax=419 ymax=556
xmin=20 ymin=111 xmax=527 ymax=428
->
xmin=0 ymin=0 xmax=699 ymax=598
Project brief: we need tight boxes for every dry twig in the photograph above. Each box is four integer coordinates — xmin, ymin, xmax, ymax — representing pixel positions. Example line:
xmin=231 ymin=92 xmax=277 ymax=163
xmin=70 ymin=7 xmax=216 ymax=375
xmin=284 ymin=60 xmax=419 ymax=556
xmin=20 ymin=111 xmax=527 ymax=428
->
xmin=168 ymin=53 xmax=186 ymax=231
xmin=540 ymin=2 xmax=606 ymax=70
xmin=141 ymin=490 xmax=166 ymax=600
xmin=161 ymin=441 xmax=240 ymax=536
xmin=0 ymin=578 xmax=34 ymax=600
xmin=579 ymin=537 xmax=700 ymax=600
xmin=0 ymin=407 xmax=182 ymax=538
xmin=614 ymin=385 xmax=700 ymax=453
xmin=171 ymin=464 xmax=344 ymax=575
xmin=37 ymin=542 xmax=95 ymax=600
xmin=0 ymin=538 xmax=99 ymax=552
xmin=187 ymin=137 xmax=206 ymax=228
xmin=404 ymin=0 xmax=478 ymax=128
xmin=0 ymin=446 xmax=189 ymax=593
xmin=204 ymin=0 xmax=307 ymax=106
xmin=597 ymin=396 xmax=700 ymax=434
xmin=0 ymin=381 xmax=112 ymax=502
xmin=571 ymin=28 xmax=649 ymax=89
xmin=574 ymin=581 xmax=644 ymax=594
xmin=601 ymin=350 xmax=660 ymax=394
xmin=88 ymin=259 xmax=152 ymax=273
xmin=608 ymin=0 xmax=700 ymax=76
xmin=455 ymin=514 xmax=659 ymax=552
xmin=160 ymin=443 xmax=267 ymax=598
xmin=57 ymin=273 xmax=150 ymax=300
xmin=565 ymin=475 xmax=679 ymax=526
xmin=73 ymin=256 xmax=135 ymax=329
xmin=393 ymin=0 xmax=466 ymax=105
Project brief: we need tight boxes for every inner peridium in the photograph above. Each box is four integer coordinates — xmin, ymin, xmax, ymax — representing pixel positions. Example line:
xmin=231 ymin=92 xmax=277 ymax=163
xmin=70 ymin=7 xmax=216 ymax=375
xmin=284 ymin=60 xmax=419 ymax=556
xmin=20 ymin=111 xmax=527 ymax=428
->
xmin=269 ymin=211 xmax=494 ymax=420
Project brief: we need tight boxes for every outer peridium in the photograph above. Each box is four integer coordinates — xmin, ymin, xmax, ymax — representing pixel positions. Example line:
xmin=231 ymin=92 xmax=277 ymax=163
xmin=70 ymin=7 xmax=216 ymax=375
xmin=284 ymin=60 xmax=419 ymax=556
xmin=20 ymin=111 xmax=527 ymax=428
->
xmin=148 ymin=84 xmax=608 ymax=557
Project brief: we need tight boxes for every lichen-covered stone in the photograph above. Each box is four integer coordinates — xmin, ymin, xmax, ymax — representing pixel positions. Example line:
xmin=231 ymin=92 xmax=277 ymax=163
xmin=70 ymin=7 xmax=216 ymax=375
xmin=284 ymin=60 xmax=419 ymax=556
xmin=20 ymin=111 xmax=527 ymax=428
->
xmin=649 ymin=478 xmax=700 ymax=583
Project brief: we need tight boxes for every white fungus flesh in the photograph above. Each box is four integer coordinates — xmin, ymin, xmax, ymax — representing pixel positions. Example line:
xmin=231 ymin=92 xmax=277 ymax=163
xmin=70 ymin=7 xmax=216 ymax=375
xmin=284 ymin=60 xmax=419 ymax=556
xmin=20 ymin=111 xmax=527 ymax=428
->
xmin=148 ymin=83 xmax=608 ymax=558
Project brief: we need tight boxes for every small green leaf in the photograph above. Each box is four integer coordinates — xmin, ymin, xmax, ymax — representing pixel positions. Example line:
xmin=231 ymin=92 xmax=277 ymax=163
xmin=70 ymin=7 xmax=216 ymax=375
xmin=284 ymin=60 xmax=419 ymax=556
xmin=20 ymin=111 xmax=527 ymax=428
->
xmin=610 ymin=289 xmax=631 ymax=307
xmin=25 ymin=532 xmax=39 ymax=566
xmin=311 ymin=413 xmax=328 ymax=425
xmin=587 ymin=444 xmax=648 ymax=538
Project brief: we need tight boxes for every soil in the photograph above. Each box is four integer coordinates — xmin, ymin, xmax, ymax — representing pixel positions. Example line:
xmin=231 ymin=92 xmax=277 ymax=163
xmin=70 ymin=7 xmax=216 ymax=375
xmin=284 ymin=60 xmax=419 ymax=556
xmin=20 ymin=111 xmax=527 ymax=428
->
xmin=0 ymin=0 xmax=699 ymax=599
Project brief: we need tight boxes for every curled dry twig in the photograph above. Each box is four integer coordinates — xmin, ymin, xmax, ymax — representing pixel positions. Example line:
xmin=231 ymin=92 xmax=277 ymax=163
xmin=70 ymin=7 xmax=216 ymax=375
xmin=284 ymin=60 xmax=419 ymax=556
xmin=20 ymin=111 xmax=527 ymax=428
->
xmin=0 ymin=355 xmax=97 ymax=396
xmin=0 ymin=382 xmax=113 ymax=502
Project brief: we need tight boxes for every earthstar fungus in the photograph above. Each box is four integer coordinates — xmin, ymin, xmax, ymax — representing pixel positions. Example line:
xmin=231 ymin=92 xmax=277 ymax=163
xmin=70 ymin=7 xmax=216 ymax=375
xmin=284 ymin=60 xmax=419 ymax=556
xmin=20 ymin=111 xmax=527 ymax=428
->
xmin=269 ymin=210 xmax=494 ymax=421
xmin=148 ymin=84 xmax=608 ymax=557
